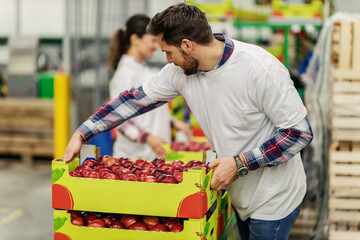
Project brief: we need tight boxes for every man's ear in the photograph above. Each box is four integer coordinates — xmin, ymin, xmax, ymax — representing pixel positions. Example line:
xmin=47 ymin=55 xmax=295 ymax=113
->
xmin=180 ymin=39 xmax=193 ymax=53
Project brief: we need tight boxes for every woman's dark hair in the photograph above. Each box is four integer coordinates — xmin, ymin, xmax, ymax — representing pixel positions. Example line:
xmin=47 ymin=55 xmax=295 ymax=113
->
xmin=147 ymin=3 xmax=213 ymax=47
xmin=108 ymin=14 xmax=151 ymax=70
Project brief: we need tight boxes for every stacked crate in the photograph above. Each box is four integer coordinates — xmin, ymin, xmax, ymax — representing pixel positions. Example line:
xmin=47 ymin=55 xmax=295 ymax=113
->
xmin=0 ymin=98 xmax=54 ymax=163
xmin=329 ymin=19 xmax=360 ymax=239
xmin=52 ymin=146 xmax=223 ymax=240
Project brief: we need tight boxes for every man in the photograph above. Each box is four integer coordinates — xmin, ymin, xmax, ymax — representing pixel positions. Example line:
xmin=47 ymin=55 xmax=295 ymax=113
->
xmin=63 ymin=3 xmax=313 ymax=239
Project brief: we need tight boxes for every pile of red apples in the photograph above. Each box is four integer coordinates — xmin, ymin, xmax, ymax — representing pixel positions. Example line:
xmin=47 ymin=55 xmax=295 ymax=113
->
xmin=69 ymin=210 xmax=184 ymax=232
xmin=69 ymin=156 xmax=209 ymax=184
xmin=171 ymin=141 xmax=212 ymax=152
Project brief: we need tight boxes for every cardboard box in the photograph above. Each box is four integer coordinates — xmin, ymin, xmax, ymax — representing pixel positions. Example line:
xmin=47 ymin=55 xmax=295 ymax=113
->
xmin=52 ymin=156 xmax=218 ymax=219
xmin=53 ymin=201 xmax=219 ymax=240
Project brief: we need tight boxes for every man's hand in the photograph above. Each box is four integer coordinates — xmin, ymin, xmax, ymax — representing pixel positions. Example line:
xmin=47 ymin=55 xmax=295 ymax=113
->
xmin=63 ymin=132 xmax=84 ymax=163
xmin=172 ymin=119 xmax=192 ymax=139
xmin=208 ymin=157 xmax=238 ymax=192
xmin=146 ymin=134 xmax=168 ymax=158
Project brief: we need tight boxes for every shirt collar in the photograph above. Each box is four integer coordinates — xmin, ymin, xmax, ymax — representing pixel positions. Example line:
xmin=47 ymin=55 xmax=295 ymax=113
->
xmin=213 ymin=33 xmax=234 ymax=70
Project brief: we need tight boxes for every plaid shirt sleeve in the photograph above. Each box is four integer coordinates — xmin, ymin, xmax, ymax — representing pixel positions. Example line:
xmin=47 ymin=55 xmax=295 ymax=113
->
xmin=240 ymin=116 xmax=313 ymax=170
xmin=77 ymin=86 xmax=167 ymax=141
xmin=117 ymin=120 xmax=149 ymax=143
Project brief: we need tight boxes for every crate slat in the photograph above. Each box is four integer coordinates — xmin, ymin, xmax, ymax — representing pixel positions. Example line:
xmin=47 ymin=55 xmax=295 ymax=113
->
xmin=353 ymin=21 xmax=360 ymax=70
xmin=332 ymin=130 xmax=360 ymax=141
xmin=330 ymin=176 xmax=360 ymax=188
xmin=330 ymin=163 xmax=360 ymax=175
xmin=329 ymin=198 xmax=360 ymax=210
xmin=329 ymin=210 xmax=360 ymax=222
xmin=333 ymin=117 xmax=360 ymax=129
xmin=339 ymin=21 xmax=352 ymax=69
xmin=333 ymin=69 xmax=360 ymax=79
xmin=329 ymin=231 xmax=360 ymax=240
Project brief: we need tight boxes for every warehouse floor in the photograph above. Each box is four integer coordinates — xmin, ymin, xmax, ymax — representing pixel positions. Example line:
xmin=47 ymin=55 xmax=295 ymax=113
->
xmin=0 ymin=158 xmax=52 ymax=240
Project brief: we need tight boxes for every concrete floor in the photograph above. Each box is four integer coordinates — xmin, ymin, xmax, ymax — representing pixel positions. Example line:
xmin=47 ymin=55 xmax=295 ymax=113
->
xmin=0 ymin=158 xmax=53 ymax=240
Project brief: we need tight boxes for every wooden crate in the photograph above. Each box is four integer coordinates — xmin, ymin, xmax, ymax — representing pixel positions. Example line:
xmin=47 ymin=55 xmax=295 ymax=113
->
xmin=0 ymin=98 xmax=54 ymax=163
xmin=331 ymin=20 xmax=360 ymax=142
xmin=328 ymin=141 xmax=360 ymax=239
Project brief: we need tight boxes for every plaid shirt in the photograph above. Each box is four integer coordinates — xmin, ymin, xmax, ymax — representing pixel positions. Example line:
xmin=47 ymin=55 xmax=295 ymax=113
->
xmin=77 ymin=34 xmax=313 ymax=171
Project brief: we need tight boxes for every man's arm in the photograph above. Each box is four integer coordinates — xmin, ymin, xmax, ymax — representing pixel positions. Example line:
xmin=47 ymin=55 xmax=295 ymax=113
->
xmin=209 ymin=116 xmax=313 ymax=191
xmin=63 ymin=86 xmax=167 ymax=162
xmin=239 ymin=116 xmax=313 ymax=170
xmin=77 ymin=86 xmax=167 ymax=141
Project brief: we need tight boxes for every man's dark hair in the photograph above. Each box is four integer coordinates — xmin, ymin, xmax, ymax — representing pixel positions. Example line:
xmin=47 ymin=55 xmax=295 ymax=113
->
xmin=147 ymin=3 xmax=213 ymax=47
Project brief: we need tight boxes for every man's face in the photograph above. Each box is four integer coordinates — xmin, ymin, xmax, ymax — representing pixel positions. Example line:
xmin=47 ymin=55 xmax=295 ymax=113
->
xmin=158 ymin=35 xmax=199 ymax=75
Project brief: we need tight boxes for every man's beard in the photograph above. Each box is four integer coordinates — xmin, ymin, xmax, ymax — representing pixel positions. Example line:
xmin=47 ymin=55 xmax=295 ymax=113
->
xmin=180 ymin=49 xmax=199 ymax=75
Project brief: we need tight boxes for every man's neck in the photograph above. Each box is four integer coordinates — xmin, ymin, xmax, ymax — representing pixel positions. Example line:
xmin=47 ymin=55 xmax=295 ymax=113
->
xmin=197 ymin=38 xmax=225 ymax=72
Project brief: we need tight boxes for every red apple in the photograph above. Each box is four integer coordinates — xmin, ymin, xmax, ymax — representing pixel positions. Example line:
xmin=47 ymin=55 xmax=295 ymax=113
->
xmin=121 ymin=215 xmax=138 ymax=228
xmin=75 ymin=165 xmax=91 ymax=174
xmin=71 ymin=216 xmax=84 ymax=226
xmin=92 ymin=162 xmax=105 ymax=171
xmin=163 ymin=166 xmax=173 ymax=175
xmin=143 ymin=216 xmax=159 ymax=228
xmin=150 ymin=223 xmax=168 ymax=232
xmin=109 ymin=221 xmax=124 ymax=229
xmin=181 ymin=164 xmax=190 ymax=172
xmin=186 ymin=160 xmax=203 ymax=168
xmin=99 ymin=155 xmax=111 ymax=163
xmin=68 ymin=210 xmax=81 ymax=218
xmin=137 ymin=169 xmax=151 ymax=178
xmin=129 ymin=222 xmax=148 ymax=231
xmin=140 ymin=175 xmax=157 ymax=183
xmin=69 ymin=171 xmax=82 ymax=177
xmin=110 ymin=164 xmax=122 ymax=172
xmin=98 ymin=168 xmax=113 ymax=177
xmin=102 ymin=173 xmax=120 ymax=180
xmin=151 ymin=169 xmax=165 ymax=178
xmin=129 ymin=166 xmax=143 ymax=176
xmin=118 ymin=157 xmax=131 ymax=165
xmin=164 ymin=218 xmax=181 ymax=229
xmin=103 ymin=216 xmax=113 ymax=227
xmin=158 ymin=174 xmax=178 ymax=184
xmin=103 ymin=157 xmax=120 ymax=168
xmin=88 ymin=219 xmax=106 ymax=228
xmin=169 ymin=224 xmax=183 ymax=232
xmin=135 ymin=159 xmax=146 ymax=167
xmin=147 ymin=165 xmax=157 ymax=172
xmin=152 ymin=157 xmax=165 ymax=167
xmin=82 ymin=170 xmax=100 ymax=178
xmin=159 ymin=163 xmax=171 ymax=170
xmin=82 ymin=159 xmax=97 ymax=167
xmin=122 ymin=159 xmax=135 ymax=168
xmin=84 ymin=214 xmax=98 ymax=224
xmin=170 ymin=160 xmax=184 ymax=168
xmin=174 ymin=172 xmax=183 ymax=183
xmin=117 ymin=168 xmax=132 ymax=176
xmin=122 ymin=174 xmax=138 ymax=182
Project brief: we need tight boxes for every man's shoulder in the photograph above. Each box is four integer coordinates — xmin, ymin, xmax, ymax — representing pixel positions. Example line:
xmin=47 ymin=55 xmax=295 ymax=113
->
xmin=231 ymin=39 xmax=285 ymax=71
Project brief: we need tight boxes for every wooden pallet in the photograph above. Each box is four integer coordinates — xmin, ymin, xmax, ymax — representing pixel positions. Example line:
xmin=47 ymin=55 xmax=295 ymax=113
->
xmin=331 ymin=20 xmax=360 ymax=142
xmin=329 ymin=141 xmax=360 ymax=239
xmin=0 ymin=98 xmax=54 ymax=164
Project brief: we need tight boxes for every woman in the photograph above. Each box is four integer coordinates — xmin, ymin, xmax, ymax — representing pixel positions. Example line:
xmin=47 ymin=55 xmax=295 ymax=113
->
xmin=108 ymin=14 xmax=191 ymax=160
